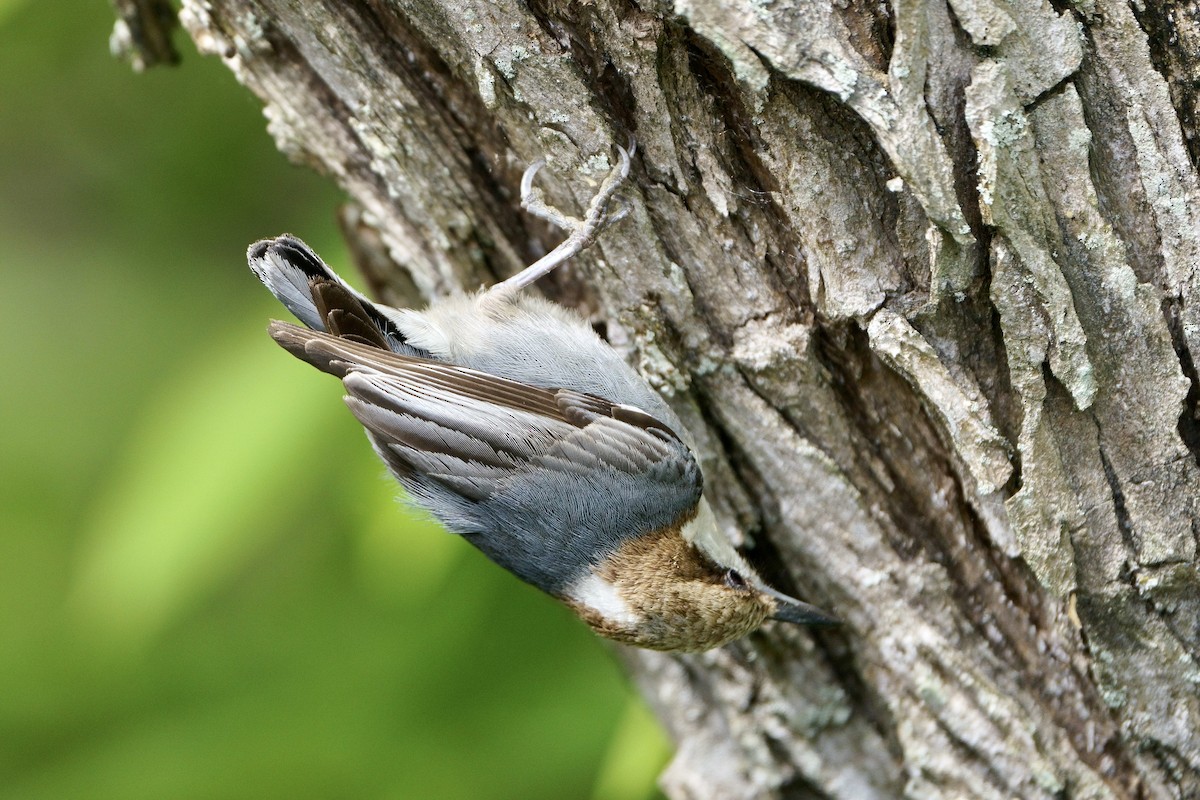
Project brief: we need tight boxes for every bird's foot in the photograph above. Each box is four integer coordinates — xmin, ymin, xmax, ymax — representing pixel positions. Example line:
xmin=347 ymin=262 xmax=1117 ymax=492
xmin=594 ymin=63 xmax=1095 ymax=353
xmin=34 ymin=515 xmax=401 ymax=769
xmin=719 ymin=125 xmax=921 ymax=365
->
xmin=489 ymin=142 xmax=635 ymax=296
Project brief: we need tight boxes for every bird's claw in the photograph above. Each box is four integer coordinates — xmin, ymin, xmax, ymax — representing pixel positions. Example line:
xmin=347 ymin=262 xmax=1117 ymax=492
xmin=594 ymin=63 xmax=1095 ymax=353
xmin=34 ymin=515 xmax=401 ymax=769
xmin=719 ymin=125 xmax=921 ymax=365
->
xmin=490 ymin=141 xmax=636 ymax=297
xmin=519 ymin=143 xmax=633 ymax=236
xmin=520 ymin=158 xmax=577 ymax=230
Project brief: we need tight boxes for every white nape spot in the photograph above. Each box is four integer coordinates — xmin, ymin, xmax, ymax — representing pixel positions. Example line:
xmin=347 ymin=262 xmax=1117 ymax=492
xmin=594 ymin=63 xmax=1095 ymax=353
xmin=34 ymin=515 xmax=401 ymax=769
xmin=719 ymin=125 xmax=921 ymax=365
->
xmin=681 ymin=501 xmax=756 ymax=578
xmin=569 ymin=574 xmax=640 ymax=628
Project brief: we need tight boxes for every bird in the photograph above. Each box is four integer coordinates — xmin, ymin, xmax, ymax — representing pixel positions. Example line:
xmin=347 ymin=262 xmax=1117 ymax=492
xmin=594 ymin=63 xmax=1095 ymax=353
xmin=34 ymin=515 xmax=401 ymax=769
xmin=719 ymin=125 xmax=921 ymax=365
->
xmin=247 ymin=145 xmax=837 ymax=652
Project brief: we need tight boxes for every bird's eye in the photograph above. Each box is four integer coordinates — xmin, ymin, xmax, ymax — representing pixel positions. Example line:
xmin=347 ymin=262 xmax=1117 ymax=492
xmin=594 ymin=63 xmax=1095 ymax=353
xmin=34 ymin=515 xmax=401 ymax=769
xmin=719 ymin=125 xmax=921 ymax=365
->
xmin=723 ymin=569 xmax=748 ymax=590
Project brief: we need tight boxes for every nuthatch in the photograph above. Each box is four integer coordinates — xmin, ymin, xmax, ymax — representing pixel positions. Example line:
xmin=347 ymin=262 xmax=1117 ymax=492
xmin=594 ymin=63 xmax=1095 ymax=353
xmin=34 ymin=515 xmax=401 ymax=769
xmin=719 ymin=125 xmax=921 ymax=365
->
xmin=247 ymin=146 xmax=837 ymax=652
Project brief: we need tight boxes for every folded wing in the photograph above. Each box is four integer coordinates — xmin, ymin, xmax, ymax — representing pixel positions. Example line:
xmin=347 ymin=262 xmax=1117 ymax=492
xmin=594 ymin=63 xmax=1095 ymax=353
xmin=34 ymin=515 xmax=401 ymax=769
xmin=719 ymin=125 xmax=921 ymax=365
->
xmin=270 ymin=322 xmax=703 ymax=593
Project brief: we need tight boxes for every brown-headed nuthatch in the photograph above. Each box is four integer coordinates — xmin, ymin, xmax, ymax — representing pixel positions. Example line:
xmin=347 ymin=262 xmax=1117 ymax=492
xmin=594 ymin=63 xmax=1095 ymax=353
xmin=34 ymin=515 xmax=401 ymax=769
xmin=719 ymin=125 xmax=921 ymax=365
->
xmin=247 ymin=145 xmax=837 ymax=652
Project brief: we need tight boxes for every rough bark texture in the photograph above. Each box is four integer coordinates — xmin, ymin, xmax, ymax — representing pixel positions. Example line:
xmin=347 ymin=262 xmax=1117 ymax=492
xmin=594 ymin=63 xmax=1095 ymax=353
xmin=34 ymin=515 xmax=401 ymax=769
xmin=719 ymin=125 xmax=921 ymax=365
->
xmin=148 ymin=1 xmax=1200 ymax=797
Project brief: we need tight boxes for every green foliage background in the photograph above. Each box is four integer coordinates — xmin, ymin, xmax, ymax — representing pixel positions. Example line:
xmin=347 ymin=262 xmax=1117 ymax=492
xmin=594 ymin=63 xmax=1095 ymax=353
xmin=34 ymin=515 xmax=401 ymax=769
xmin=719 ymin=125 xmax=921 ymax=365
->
xmin=0 ymin=4 xmax=669 ymax=798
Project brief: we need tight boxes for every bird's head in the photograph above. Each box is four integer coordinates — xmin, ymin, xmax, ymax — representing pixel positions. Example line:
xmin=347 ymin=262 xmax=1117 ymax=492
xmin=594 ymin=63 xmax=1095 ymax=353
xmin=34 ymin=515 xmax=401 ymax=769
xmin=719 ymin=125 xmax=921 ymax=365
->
xmin=564 ymin=518 xmax=837 ymax=652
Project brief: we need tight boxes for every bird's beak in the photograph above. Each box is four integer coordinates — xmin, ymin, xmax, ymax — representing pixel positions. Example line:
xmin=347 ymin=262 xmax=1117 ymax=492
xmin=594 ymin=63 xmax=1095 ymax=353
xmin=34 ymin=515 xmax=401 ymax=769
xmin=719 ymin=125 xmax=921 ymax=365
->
xmin=760 ymin=585 xmax=840 ymax=626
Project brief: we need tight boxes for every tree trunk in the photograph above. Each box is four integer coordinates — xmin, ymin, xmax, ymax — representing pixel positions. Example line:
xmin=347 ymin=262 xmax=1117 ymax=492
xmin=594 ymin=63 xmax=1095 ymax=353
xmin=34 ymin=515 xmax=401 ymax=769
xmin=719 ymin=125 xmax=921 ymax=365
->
xmin=153 ymin=1 xmax=1200 ymax=797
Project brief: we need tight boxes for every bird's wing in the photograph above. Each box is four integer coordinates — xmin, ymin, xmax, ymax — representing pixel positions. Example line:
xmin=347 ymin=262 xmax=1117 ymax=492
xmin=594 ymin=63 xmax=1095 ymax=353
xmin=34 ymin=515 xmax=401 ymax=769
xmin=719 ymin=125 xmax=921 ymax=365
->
xmin=270 ymin=322 xmax=703 ymax=592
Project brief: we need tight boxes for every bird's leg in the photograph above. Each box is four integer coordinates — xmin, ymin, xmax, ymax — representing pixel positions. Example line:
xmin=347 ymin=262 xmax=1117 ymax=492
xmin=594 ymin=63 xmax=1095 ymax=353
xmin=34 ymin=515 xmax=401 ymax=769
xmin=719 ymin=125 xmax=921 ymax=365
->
xmin=487 ymin=143 xmax=634 ymax=297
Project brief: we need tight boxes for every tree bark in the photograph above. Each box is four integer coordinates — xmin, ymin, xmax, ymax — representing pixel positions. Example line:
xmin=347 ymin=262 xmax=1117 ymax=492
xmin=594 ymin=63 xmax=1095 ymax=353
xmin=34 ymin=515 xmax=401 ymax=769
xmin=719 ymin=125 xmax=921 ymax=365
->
xmin=157 ymin=1 xmax=1200 ymax=797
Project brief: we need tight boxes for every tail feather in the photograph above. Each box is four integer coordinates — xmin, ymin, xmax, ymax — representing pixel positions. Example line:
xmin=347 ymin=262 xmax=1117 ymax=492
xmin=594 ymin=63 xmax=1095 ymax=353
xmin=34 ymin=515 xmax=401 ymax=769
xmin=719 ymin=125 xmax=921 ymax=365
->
xmin=247 ymin=234 xmax=426 ymax=357
xmin=310 ymin=278 xmax=392 ymax=350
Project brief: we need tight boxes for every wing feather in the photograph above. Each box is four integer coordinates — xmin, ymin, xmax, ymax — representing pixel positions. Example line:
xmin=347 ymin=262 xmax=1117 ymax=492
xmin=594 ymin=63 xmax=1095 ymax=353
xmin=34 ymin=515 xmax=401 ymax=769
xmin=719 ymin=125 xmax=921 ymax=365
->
xmin=270 ymin=322 xmax=702 ymax=592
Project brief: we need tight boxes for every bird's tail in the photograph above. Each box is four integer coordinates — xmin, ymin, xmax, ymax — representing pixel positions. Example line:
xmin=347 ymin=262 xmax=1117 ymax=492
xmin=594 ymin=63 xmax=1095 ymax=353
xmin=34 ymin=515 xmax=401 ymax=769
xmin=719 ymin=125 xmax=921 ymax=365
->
xmin=247 ymin=234 xmax=426 ymax=358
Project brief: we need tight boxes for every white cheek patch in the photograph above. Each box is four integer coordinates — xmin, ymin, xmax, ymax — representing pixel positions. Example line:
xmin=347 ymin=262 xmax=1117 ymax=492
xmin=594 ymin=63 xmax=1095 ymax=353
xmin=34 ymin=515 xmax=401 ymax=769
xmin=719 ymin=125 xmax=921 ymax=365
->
xmin=568 ymin=574 xmax=641 ymax=629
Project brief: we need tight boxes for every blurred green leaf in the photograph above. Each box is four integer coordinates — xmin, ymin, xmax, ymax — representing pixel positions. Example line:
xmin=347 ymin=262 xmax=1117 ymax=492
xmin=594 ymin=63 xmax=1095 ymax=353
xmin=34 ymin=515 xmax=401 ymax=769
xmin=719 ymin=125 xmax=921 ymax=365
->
xmin=354 ymin=479 xmax=462 ymax=605
xmin=593 ymin=697 xmax=673 ymax=800
xmin=0 ymin=0 xmax=30 ymax=26
xmin=69 ymin=325 xmax=341 ymax=650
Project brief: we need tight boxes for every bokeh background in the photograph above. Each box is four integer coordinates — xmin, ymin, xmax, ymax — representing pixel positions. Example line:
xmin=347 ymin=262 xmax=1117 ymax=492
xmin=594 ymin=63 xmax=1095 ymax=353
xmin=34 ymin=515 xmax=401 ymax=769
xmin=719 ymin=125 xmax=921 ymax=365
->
xmin=0 ymin=3 xmax=669 ymax=798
